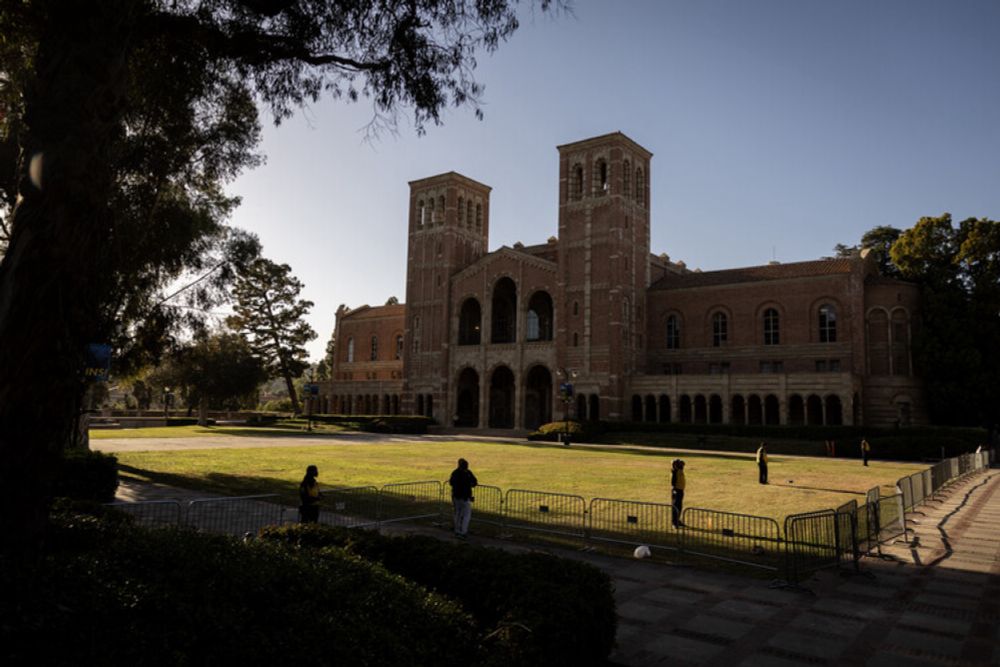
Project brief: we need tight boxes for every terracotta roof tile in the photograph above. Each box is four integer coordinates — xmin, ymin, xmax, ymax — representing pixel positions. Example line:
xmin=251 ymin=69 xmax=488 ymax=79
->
xmin=650 ymin=258 xmax=854 ymax=290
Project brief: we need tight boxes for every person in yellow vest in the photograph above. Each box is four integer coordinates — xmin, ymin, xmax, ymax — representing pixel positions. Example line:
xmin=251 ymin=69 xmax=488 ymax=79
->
xmin=298 ymin=464 xmax=321 ymax=523
xmin=670 ymin=459 xmax=686 ymax=528
xmin=756 ymin=442 xmax=768 ymax=484
xmin=861 ymin=438 xmax=871 ymax=466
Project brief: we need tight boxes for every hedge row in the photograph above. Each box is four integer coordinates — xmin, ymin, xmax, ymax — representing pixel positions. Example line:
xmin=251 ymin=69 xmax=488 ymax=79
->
xmin=260 ymin=524 xmax=617 ymax=666
xmin=300 ymin=414 xmax=434 ymax=434
xmin=52 ymin=450 xmax=119 ymax=502
xmin=2 ymin=504 xmax=476 ymax=666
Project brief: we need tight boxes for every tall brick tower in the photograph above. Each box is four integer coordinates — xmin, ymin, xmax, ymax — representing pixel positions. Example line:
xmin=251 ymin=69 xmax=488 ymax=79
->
xmin=402 ymin=172 xmax=491 ymax=420
xmin=556 ymin=133 xmax=652 ymax=420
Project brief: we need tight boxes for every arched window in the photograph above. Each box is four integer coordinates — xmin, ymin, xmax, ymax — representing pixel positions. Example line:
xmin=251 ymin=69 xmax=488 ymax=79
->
xmin=573 ymin=301 xmax=579 ymax=316
xmin=458 ymin=197 xmax=464 ymax=226
xmin=491 ymin=277 xmax=517 ymax=344
xmin=622 ymin=298 xmax=631 ymax=345
xmin=467 ymin=200 xmax=474 ymax=229
xmin=712 ymin=312 xmax=728 ymax=347
xmin=370 ymin=335 xmax=378 ymax=361
xmin=427 ymin=197 xmax=435 ymax=225
xmin=437 ymin=195 xmax=445 ymax=224
xmin=623 ymin=160 xmax=631 ymax=197
xmin=595 ymin=158 xmax=608 ymax=196
xmin=573 ymin=332 xmax=579 ymax=347
xmin=572 ymin=164 xmax=584 ymax=200
xmin=526 ymin=291 xmax=553 ymax=341
xmin=475 ymin=203 xmax=482 ymax=231
xmin=635 ymin=167 xmax=644 ymax=204
xmin=666 ymin=315 xmax=681 ymax=349
xmin=891 ymin=309 xmax=910 ymax=376
xmin=347 ymin=337 xmax=355 ymax=362
xmin=395 ymin=335 xmax=403 ymax=359
xmin=819 ymin=304 xmax=837 ymax=343
xmin=763 ymin=308 xmax=780 ymax=345
xmin=458 ymin=298 xmax=482 ymax=345
xmin=417 ymin=200 xmax=425 ymax=228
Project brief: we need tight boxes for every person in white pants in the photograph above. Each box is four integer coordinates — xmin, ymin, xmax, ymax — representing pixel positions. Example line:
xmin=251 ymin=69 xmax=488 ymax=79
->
xmin=448 ymin=458 xmax=478 ymax=538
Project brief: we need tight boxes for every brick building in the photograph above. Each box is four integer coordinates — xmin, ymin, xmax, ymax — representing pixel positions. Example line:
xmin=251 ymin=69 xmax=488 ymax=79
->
xmin=322 ymin=132 xmax=925 ymax=429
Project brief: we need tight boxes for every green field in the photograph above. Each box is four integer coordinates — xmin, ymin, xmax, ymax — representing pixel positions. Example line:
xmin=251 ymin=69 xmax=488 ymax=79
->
xmin=90 ymin=422 xmax=348 ymax=439
xmin=111 ymin=437 xmax=924 ymax=522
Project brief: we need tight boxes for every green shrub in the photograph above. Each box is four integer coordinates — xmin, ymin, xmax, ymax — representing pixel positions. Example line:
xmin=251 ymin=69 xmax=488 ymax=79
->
xmin=365 ymin=416 xmax=432 ymax=434
xmin=260 ymin=397 xmax=293 ymax=412
xmin=2 ymin=507 xmax=476 ymax=666
xmin=527 ymin=420 xmax=599 ymax=442
xmin=261 ymin=524 xmax=617 ymax=666
xmin=52 ymin=449 xmax=118 ymax=502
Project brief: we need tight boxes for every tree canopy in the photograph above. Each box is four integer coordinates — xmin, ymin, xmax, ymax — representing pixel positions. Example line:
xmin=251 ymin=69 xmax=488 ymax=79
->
xmin=0 ymin=0 xmax=557 ymax=554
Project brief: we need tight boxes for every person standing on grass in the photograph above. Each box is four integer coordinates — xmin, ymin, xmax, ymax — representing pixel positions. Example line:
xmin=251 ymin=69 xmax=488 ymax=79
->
xmin=670 ymin=459 xmax=686 ymax=528
xmin=756 ymin=442 xmax=768 ymax=484
xmin=298 ymin=465 xmax=321 ymax=523
xmin=448 ymin=458 xmax=478 ymax=538
xmin=861 ymin=437 xmax=871 ymax=466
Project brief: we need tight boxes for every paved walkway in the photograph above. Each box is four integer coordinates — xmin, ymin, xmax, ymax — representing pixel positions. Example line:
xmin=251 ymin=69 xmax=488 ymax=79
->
xmin=114 ymin=466 xmax=999 ymax=666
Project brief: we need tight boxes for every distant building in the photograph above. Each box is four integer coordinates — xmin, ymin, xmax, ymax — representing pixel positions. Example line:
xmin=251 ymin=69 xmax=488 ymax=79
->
xmin=321 ymin=132 xmax=924 ymax=429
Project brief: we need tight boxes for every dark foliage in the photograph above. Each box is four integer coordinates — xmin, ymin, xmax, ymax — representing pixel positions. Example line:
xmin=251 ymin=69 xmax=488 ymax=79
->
xmin=52 ymin=450 xmax=119 ymax=502
xmin=261 ymin=524 xmax=618 ymax=666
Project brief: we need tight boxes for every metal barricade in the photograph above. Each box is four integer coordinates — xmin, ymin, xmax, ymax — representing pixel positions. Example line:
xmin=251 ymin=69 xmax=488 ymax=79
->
xmin=319 ymin=485 xmax=379 ymax=528
xmin=467 ymin=484 xmax=505 ymax=533
xmin=107 ymin=500 xmax=182 ymax=528
xmin=877 ymin=492 xmax=906 ymax=543
xmin=680 ymin=508 xmax=782 ymax=571
xmin=378 ymin=481 xmax=443 ymax=525
xmin=784 ymin=510 xmax=839 ymax=582
xmin=897 ymin=476 xmax=913 ymax=511
xmin=187 ymin=495 xmax=283 ymax=536
xmin=588 ymin=498 xmax=679 ymax=553
xmin=835 ymin=499 xmax=859 ymax=566
xmin=855 ymin=502 xmax=876 ymax=555
xmin=504 ymin=489 xmax=587 ymax=540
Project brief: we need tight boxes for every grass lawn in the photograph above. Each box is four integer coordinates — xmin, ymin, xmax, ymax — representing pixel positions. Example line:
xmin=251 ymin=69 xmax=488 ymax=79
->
xmin=90 ymin=422 xmax=350 ymax=439
xmin=114 ymin=439 xmax=925 ymax=522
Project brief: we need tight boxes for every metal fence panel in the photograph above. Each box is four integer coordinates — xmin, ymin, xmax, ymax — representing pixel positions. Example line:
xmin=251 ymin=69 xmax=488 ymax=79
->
xmin=107 ymin=500 xmax=182 ymax=528
xmin=898 ymin=476 xmax=913 ymax=511
xmin=834 ymin=500 xmax=859 ymax=565
xmin=379 ymin=481 xmax=444 ymax=525
xmin=187 ymin=495 xmax=283 ymax=536
xmin=588 ymin=498 xmax=679 ymax=552
xmin=877 ymin=493 xmax=906 ymax=543
xmin=319 ymin=485 xmax=379 ymax=528
xmin=785 ymin=510 xmax=838 ymax=582
xmin=681 ymin=507 xmax=782 ymax=571
xmin=504 ymin=489 xmax=586 ymax=539
xmin=467 ymin=484 xmax=504 ymax=532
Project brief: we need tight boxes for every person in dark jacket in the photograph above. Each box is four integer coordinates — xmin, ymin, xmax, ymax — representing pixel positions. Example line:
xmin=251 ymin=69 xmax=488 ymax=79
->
xmin=670 ymin=459 xmax=686 ymax=528
xmin=298 ymin=465 xmax=321 ymax=523
xmin=861 ymin=438 xmax=871 ymax=466
xmin=448 ymin=458 xmax=478 ymax=538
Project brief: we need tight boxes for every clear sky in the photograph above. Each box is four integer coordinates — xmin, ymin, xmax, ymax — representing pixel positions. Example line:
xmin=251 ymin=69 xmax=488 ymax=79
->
xmin=225 ymin=0 xmax=1000 ymax=360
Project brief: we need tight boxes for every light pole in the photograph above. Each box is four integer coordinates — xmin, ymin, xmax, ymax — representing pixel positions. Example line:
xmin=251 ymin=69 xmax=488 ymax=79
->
xmin=163 ymin=387 xmax=171 ymax=424
xmin=556 ymin=368 xmax=577 ymax=446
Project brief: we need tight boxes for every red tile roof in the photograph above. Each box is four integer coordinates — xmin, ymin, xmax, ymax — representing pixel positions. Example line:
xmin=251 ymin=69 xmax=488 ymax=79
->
xmin=650 ymin=258 xmax=854 ymax=290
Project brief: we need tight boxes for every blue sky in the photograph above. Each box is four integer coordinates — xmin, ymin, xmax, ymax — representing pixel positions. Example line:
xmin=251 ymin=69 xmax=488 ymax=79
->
xmin=225 ymin=0 xmax=1000 ymax=360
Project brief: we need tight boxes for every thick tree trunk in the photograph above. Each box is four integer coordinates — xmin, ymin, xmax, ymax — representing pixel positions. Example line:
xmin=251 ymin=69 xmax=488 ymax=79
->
xmin=0 ymin=2 xmax=135 ymax=557
xmin=198 ymin=398 xmax=208 ymax=427
xmin=284 ymin=372 xmax=301 ymax=415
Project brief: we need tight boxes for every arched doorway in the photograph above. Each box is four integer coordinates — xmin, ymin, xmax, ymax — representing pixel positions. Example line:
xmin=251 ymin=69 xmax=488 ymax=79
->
xmin=806 ymin=395 xmax=823 ymax=425
xmin=731 ymin=395 xmax=745 ymax=425
xmin=523 ymin=366 xmax=553 ymax=430
xmin=747 ymin=395 xmax=763 ymax=425
xmin=631 ymin=395 xmax=642 ymax=421
xmin=589 ymin=394 xmax=600 ymax=421
xmin=458 ymin=298 xmax=482 ymax=345
xmin=645 ymin=395 xmax=656 ymax=422
xmin=526 ymin=291 xmax=554 ymax=341
xmin=825 ymin=395 xmax=843 ymax=425
xmin=456 ymin=368 xmax=480 ymax=427
xmin=764 ymin=395 xmax=780 ymax=425
xmin=788 ymin=395 xmax=805 ymax=425
xmin=658 ymin=395 xmax=671 ymax=423
xmin=488 ymin=366 xmax=515 ymax=428
xmin=679 ymin=395 xmax=692 ymax=423
xmin=576 ymin=394 xmax=587 ymax=421
xmin=694 ymin=395 xmax=707 ymax=424
xmin=709 ymin=395 xmax=723 ymax=424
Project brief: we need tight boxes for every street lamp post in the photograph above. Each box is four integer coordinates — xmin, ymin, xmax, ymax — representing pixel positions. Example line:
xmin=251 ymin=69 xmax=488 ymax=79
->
xmin=556 ymin=368 xmax=577 ymax=446
xmin=163 ymin=387 xmax=171 ymax=424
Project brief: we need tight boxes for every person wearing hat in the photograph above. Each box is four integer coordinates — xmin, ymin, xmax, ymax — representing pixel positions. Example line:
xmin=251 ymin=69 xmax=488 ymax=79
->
xmin=670 ymin=459 xmax=686 ymax=528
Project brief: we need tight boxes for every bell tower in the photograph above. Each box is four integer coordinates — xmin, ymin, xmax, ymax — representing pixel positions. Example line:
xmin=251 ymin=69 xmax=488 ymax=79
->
xmin=556 ymin=132 xmax=652 ymax=420
xmin=402 ymin=172 xmax=491 ymax=419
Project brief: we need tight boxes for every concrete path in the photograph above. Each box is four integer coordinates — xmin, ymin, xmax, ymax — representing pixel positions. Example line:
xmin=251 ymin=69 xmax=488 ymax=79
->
xmin=112 ymin=466 xmax=999 ymax=666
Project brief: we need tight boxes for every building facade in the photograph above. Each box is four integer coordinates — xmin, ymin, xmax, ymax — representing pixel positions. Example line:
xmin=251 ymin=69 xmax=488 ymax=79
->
xmin=323 ymin=132 xmax=925 ymax=429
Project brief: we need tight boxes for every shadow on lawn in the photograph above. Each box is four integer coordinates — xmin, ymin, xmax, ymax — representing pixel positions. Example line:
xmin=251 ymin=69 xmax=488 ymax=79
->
xmin=118 ymin=463 xmax=300 ymax=504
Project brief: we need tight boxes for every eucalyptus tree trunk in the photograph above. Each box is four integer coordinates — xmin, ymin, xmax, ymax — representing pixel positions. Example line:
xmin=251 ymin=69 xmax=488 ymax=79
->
xmin=0 ymin=2 xmax=135 ymax=557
